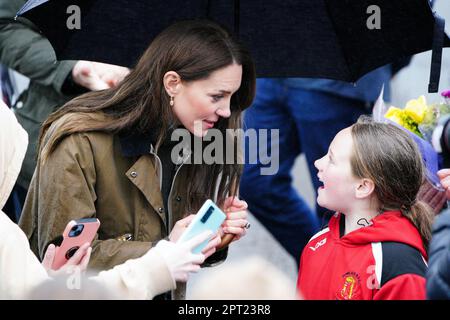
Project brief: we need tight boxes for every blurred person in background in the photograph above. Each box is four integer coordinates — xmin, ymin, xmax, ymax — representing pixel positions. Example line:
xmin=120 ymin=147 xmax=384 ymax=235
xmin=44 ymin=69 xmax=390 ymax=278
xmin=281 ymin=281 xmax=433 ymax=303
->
xmin=0 ymin=0 xmax=130 ymax=222
xmin=191 ymin=256 xmax=298 ymax=300
xmin=426 ymin=167 xmax=450 ymax=299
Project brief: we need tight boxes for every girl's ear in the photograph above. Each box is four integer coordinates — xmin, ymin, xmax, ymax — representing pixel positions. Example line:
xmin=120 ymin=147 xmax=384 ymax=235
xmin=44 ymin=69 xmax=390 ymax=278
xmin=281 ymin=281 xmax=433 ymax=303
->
xmin=355 ymin=178 xmax=375 ymax=199
xmin=163 ymin=71 xmax=182 ymax=96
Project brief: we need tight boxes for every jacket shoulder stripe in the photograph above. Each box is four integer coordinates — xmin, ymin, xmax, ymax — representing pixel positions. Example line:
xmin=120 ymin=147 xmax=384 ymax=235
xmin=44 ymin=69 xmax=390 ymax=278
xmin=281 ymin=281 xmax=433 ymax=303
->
xmin=371 ymin=242 xmax=383 ymax=287
xmin=309 ymin=227 xmax=330 ymax=242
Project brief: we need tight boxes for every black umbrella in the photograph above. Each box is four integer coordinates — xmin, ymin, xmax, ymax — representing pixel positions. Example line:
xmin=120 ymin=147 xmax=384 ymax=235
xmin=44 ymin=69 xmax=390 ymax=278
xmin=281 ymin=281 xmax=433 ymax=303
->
xmin=17 ymin=0 xmax=450 ymax=91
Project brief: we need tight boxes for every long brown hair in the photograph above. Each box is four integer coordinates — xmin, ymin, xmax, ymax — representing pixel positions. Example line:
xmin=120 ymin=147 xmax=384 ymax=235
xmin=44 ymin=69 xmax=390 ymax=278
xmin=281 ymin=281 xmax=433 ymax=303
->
xmin=350 ymin=117 xmax=434 ymax=247
xmin=39 ymin=20 xmax=256 ymax=211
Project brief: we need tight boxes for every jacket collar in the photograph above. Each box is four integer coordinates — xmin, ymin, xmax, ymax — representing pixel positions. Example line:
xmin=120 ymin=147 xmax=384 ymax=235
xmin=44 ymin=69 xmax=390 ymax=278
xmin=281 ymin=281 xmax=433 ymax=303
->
xmin=118 ymin=130 xmax=155 ymax=157
xmin=118 ymin=129 xmax=192 ymax=165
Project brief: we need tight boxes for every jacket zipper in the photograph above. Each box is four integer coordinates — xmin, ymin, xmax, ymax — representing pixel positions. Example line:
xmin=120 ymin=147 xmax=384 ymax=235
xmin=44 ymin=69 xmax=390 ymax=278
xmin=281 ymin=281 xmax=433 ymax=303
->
xmin=167 ymin=163 xmax=184 ymax=235
xmin=149 ymin=146 xmax=163 ymax=190
xmin=168 ymin=148 xmax=192 ymax=234
xmin=150 ymin=145 xmax=191 ymax=235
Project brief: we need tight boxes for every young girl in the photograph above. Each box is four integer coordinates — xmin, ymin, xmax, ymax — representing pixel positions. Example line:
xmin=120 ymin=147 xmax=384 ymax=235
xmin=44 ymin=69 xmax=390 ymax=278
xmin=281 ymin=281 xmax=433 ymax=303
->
xmin=297 ymin=117 xmax=433 ymax=300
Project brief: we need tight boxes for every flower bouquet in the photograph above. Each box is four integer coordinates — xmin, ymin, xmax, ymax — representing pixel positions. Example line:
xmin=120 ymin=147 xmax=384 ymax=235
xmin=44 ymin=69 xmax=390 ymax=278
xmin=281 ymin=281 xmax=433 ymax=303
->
xmin=372 ymin=88 xmax=450 ymax=214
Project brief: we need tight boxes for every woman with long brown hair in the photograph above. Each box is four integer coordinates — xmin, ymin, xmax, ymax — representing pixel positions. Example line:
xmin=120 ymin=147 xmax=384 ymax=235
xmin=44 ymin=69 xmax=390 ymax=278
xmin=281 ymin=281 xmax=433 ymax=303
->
xmin=19 ymin=20 xmax=256 ymax=299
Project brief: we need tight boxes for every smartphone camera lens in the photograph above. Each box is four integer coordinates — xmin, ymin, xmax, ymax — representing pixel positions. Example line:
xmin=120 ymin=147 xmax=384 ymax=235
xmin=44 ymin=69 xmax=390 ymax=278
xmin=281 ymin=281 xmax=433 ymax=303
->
xmin=69 ymin=224 xmax=84 ymax=237
xmin=201 ymin=206 xmax=214 ymax=223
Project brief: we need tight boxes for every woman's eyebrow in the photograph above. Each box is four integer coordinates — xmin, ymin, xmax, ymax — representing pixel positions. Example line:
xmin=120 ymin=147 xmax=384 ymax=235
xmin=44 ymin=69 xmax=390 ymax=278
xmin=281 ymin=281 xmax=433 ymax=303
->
xmin=215 ymin=89 xmax=232 ymax=94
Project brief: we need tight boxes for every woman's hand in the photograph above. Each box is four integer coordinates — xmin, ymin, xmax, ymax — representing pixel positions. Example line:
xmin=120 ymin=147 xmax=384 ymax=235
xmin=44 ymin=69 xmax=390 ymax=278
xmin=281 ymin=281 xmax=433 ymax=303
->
xmin=72 ymin=61 xmax=130 ymax=91
xmin=221 ymin=196 xmax=249 ymax=242
xmin=41 ymin=242 xmax=92 ymax=277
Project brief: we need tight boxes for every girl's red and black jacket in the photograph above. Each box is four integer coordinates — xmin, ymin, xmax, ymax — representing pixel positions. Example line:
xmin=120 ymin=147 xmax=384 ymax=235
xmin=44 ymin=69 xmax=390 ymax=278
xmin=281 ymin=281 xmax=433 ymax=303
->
xmin=297 ymin=211 xmax=427 ymax=300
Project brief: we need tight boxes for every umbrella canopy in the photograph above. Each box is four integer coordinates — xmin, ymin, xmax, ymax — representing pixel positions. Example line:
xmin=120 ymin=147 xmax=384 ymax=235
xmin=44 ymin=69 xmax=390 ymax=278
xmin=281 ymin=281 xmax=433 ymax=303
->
xmin=17 ymin=0 xmax=450 ymax=87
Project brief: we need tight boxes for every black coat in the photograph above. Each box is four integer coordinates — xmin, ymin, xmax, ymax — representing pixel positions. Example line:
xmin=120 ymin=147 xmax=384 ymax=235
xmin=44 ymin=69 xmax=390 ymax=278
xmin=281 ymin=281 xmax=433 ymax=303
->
xmin=427 ymin=208 xmax=450 ymax=299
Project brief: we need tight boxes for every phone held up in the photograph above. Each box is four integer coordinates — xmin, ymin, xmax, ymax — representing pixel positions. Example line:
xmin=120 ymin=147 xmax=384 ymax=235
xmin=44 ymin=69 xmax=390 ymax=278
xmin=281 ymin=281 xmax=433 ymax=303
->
xmin=50 ymin=218 xmax=100 ymax=270
xmin=177 ymin=199 xmax=226 ymax=254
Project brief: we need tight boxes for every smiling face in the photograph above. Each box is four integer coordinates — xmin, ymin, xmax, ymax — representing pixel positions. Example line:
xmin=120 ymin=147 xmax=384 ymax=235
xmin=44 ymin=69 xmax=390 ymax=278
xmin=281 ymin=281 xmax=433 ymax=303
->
xmin=314 ymin=127 xmax=361 ymax=213
xmin=169 ymin=63 xmax=242 ymax=137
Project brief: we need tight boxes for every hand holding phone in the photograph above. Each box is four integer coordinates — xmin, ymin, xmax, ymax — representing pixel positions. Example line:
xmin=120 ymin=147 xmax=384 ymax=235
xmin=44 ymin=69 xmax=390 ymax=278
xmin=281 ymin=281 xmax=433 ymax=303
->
xmin=50 ymin=218 xmax=100 ymax=270
xmin=177 ymin=200 xmax=226 ymax=254
xmin=42 ymin=242 xmax=92 ymax=275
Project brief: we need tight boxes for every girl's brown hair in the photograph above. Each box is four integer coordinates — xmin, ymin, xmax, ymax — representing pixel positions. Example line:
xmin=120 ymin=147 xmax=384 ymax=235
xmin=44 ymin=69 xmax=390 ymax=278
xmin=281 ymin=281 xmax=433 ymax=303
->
xmin=350 ymin=116 xmax=434 ymax=247
xmin=38 ymin=20 xmax=256 ymax=212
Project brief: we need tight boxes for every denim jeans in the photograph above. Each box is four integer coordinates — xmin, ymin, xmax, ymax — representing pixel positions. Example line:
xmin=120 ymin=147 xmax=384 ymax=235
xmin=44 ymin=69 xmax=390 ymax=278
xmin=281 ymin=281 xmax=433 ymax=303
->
xmin=240 ymin=78 xmax=370 ymax=262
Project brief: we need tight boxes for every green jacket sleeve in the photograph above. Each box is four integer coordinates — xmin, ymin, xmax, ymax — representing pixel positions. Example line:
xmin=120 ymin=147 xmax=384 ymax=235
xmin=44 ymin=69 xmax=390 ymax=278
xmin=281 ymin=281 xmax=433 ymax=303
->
xmin=0 ymin=0 xmax=76 ymax=94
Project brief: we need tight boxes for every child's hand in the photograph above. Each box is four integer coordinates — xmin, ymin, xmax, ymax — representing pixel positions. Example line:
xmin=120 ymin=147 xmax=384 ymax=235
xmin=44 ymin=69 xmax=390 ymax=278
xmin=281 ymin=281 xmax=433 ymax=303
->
xmin=155 ymin=232 xmax=211 ymax=282
xmin=169 ymin=214 xmax=195 ymax=243
xmin=42 ymin=242 xmax=92 ymax=277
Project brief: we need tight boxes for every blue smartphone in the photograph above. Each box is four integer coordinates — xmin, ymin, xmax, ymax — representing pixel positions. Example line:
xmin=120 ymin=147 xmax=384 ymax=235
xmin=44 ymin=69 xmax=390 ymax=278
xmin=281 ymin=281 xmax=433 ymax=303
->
xmin=177 ymin=199 xmax=226 ymax=254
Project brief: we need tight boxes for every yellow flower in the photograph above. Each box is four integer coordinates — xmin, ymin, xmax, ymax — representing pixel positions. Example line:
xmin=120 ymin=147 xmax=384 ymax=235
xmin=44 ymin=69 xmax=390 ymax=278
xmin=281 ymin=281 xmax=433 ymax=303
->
xmin=404 ymin=95 xmax=428 ymax=123
xmin=385 ymin=107 xmax=405 ymax=126
xmin=384 ymin=106 xmax=422 ymax=137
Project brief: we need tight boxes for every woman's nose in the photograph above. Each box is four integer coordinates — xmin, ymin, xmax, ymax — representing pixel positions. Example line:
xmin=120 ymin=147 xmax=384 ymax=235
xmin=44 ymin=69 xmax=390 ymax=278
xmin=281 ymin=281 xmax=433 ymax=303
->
xmin=216 ymin=104 xmax=231 ymax=118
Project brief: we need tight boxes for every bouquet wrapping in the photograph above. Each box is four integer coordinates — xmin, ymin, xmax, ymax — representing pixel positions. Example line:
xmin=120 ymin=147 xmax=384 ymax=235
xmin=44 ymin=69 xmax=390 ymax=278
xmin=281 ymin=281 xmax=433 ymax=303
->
xmin=372 ymin=87 xmax=450 ymax=214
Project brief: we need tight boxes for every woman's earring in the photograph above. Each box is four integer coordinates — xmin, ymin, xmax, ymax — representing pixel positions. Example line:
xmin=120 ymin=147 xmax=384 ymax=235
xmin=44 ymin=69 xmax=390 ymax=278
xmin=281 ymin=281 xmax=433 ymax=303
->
xmin=170 ymin=96 xmax=174 ymax=107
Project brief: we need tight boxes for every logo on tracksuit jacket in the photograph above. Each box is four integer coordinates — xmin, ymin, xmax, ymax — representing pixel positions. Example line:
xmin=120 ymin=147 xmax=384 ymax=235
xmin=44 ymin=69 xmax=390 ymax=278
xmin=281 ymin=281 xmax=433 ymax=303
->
xmin=309 ymin=238 xmax=327 ymax=251
xmin=337 ymin=272 xmax=362 ymax=300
